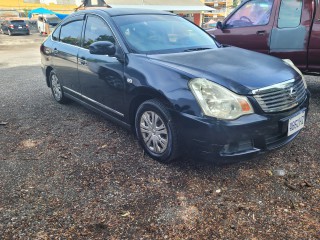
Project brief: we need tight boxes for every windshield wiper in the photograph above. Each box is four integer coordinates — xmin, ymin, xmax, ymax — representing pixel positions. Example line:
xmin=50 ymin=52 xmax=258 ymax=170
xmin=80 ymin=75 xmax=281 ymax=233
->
xmin=184 ymin=47 xmax=212 ymax=52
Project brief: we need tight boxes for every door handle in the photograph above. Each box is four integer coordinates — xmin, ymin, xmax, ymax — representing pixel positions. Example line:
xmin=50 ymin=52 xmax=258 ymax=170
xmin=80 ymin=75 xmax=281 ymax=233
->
xmin=256 ymin=30 xmax=266 ymax=35
xmin=53 ymin=48 xmax=59 ymax=55
xmin=79 ymin=57 xmax=87 ymax=66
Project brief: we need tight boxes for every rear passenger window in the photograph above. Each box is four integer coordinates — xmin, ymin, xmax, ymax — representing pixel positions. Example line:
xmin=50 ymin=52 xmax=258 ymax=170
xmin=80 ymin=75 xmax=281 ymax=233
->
xmin=83 ymin=16 xmax=115 ymax=49
xmin=60 ymin=20 xmax=83 ymax=46
xmin=52 ymin=26 xmax=61 ymax=41
xmin=278 ymin=0 xmax=302 ymax=28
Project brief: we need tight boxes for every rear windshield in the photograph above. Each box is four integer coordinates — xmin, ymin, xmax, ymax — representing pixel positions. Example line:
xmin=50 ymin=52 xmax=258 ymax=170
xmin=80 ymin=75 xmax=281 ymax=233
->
xmin=11 ymin=20 xmax=25 ymax=23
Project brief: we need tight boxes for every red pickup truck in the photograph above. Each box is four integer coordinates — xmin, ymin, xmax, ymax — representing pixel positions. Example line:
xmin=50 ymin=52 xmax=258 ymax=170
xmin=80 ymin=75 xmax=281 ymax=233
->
xmin=207 ymin=0 xmax=320 ymax=75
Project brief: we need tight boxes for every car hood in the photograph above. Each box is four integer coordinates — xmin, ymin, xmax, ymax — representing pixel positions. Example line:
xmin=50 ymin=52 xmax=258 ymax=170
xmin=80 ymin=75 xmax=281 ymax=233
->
xmin=147 ymin=47 xmax=298 ymax=95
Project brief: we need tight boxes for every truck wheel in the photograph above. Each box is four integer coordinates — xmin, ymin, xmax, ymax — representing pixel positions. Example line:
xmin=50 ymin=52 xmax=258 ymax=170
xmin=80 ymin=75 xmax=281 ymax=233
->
xmin=135 ymin=99 xmax=180 ymax=163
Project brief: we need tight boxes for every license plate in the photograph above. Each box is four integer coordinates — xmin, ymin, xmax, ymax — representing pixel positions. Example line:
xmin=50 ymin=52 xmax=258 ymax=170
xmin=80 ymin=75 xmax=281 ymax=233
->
xmin=18 ymin=26 xmax=22 ymax=29
xmin=288 ymin=111 xmax=305 ymax=136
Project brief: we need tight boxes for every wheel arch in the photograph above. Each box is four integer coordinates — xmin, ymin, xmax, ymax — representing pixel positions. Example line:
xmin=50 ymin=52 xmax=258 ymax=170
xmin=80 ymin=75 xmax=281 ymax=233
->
xmin=45 ymin=66 xmax=54 ymax=87
xmin=128 ymin=88 xmax=173 ymax=130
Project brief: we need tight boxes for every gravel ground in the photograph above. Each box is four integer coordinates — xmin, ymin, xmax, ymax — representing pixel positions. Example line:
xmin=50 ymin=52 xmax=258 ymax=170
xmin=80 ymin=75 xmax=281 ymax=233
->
xmin=0 ymin=37 xmax=319 ymax=239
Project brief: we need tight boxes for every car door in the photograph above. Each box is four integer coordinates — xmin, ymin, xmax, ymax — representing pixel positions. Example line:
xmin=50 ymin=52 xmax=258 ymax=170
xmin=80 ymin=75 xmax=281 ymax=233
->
xmin=308 ymin=0 xmax=320 ymax=72
xmin=213 ymin=0 xmax=276 ymax=54
xmin=269 ymin=0 xmax=313 ymax=71
xmin=51 ymin=16 xmax=84 ymax=95
xmin=77 ymin=15 xmax=126 ymax=118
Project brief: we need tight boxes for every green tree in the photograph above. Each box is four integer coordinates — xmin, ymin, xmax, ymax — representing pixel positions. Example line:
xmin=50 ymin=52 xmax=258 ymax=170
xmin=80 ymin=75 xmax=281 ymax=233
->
xmin=233 ymin=0 xmax=239 ymax=8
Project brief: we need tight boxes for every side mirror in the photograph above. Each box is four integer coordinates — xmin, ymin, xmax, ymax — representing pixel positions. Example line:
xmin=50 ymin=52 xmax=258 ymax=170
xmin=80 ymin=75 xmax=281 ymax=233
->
xmin=89 ymin=41 xmax=116 ymax=56
xmin=216 ymin=21 xmax=223 ymax=30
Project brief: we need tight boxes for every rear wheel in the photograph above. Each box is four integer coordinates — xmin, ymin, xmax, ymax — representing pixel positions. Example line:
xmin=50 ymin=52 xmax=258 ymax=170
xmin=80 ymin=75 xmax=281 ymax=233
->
xmin=135 ymin=99 xmax=180 ymax=163
xmin=49 ymin=70 xmax=68 ymax=104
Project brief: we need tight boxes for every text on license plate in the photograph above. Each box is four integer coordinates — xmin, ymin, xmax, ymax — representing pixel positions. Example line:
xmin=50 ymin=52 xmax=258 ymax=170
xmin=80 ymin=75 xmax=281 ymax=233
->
xmin=288 ymin=111 xmax=305 ymax=136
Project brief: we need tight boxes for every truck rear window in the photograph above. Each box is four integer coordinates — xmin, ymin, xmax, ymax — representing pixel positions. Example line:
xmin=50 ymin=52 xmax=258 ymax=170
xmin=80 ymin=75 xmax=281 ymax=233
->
xmin=278 ymin=0 xmax=302 ymax=28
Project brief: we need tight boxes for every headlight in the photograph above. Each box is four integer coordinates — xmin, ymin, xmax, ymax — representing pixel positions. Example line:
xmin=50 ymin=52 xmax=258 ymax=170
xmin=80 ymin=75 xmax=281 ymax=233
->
xmin=189 ymin=78 xmax=254 ymax=120
xmin=283 ymin=59 xmax=307 ymax=89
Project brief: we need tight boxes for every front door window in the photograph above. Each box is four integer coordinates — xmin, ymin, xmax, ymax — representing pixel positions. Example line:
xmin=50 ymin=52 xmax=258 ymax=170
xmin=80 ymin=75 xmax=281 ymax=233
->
xmin=225 ymin=0 xmax=274 ymax=28
xmin=83 ymin=16 xmax=115 ymax=49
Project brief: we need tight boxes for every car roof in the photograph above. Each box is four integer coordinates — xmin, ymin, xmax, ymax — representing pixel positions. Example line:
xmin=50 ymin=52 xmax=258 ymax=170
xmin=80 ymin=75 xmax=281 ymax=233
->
xmin=9 ymin=19 xmax=26 ymax=22
xmin=76 ymin=8 xmax=175 ymax=17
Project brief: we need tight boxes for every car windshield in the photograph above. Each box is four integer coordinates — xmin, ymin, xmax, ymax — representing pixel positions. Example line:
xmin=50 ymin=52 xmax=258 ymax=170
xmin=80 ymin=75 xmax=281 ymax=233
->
xmin=113 ymin=14 xmax=218 ymax=54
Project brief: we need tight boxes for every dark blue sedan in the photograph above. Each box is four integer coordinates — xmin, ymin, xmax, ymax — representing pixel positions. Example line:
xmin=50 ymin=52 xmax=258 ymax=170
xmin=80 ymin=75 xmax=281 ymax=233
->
xmin=40 ymin=8 xmax=310 ymax=164
xmin=0 ymin=19 xmax=30 ymax=35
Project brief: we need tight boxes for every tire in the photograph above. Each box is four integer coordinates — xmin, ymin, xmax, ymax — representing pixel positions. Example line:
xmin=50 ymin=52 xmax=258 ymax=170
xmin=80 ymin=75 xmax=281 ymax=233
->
xmin=135 ymin=99 xmax=180 ymax=163
xmin=49 ymin=70 xmax=68 ymax=104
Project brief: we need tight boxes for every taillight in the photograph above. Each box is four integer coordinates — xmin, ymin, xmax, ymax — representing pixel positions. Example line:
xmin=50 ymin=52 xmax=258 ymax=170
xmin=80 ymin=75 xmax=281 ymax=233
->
xmin=40 ymin=44 xmax=45 ymax=53
xmin=26 ymin=24 xmax=29 ymax=28
xmin=9 ymin=24 xmax=14 ymax=29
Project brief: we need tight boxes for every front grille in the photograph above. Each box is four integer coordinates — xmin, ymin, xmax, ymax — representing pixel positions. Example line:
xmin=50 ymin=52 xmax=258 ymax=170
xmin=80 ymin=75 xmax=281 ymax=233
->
xmin=253 ymin=79 xmax=306 ymax=113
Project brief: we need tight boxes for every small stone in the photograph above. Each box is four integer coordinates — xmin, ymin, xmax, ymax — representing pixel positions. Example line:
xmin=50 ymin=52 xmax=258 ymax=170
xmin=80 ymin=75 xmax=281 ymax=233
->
xmin=273 ymin=169 xmax=286 ymax=176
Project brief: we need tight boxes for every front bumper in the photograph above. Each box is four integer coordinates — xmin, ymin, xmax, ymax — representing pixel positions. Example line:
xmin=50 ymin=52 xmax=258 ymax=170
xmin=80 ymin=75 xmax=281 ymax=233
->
xmin=172 ymin=90 xmax=310 ymax=162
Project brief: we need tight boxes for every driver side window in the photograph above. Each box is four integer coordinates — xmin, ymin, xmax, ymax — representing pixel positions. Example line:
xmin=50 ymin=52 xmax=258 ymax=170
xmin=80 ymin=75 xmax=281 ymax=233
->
xmin=226 ymin=0 xmax=274 ymax=28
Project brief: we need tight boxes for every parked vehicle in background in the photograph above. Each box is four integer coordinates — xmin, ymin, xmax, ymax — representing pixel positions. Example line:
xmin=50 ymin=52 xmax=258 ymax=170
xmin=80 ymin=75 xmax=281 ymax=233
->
xmin=0 ymin=19 xmax=4 ymax=32
xmin=41 ymin=8 xmax=309 ymax=164
xmin=0 ymin=19 xmax=30 ymax=35
xmin=207 ymin=0 xmax=320 ymax=75
xmin=37 ymin=14 xmax=60 ymax=34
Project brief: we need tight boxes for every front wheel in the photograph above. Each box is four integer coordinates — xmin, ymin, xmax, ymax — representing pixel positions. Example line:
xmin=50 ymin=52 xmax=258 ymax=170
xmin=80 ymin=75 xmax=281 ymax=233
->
xmin=135 ymin=99 xmax=180 ymax=163
xmin=49 ymin=70 xmax=68 ymax=104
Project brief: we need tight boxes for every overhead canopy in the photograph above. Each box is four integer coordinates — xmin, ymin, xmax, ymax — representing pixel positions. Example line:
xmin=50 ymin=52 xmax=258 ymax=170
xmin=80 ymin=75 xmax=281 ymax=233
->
xmin=28 ymin=8 xmax=68 ymax=19
xmin=55 ymin=13 xmax=69 ymax=19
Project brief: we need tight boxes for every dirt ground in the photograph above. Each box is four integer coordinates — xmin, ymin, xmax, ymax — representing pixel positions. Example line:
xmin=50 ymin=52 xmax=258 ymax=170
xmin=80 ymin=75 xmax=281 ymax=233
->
xmin=0 ymin=33 xmax=319 ymax=239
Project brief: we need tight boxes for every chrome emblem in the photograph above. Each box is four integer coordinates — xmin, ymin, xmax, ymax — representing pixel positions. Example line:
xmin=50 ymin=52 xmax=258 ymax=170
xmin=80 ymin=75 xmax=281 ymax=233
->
xmin=288 ymin=87 xmax=297 ymax=99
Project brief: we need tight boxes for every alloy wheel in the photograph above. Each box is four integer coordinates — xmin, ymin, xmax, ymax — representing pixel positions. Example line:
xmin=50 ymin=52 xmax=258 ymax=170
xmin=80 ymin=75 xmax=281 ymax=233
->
xmin=51 ymin=74 xmax=62 ymax=101
xmin=140 ymin=111 xmax=168 ymax=154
